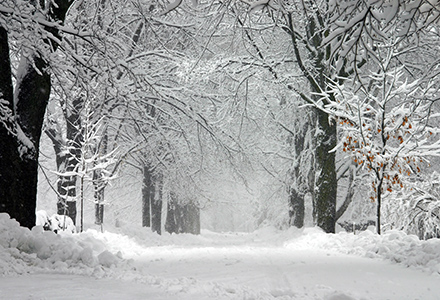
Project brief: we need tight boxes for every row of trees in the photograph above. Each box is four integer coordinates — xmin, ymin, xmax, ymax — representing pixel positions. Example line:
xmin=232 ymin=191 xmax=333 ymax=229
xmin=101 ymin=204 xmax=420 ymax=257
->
xmin=1 ymin=0 xmax=440 ymax=236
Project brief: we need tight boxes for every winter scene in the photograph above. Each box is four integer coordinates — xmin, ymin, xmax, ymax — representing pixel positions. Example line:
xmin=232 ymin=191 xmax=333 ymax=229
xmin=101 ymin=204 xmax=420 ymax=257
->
xmin=1 ymin=0 xmax=440 ymax=299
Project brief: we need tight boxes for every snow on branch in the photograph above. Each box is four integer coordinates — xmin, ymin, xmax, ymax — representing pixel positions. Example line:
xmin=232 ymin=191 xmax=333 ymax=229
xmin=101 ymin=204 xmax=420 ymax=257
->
xmin=0 ymin=5 xmax=93 ymax=38
xmin=160 ymin=0 xmax=183 ymax=16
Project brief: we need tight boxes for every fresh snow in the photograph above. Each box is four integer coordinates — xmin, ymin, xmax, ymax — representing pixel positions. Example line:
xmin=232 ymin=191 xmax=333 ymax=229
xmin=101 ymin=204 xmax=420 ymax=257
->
xmin=1 ymin=213 xmax=440 ymax=299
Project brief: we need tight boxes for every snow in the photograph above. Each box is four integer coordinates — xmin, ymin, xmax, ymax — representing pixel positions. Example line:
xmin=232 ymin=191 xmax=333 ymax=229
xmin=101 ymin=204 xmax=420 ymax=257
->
xmin=1 ymin=213 xmax=440 ymax=299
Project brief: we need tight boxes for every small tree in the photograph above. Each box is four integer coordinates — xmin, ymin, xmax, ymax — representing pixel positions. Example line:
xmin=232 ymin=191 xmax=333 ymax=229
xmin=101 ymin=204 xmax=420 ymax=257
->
xmin=76 ymin=102 xmax=117 ymax=232
xmin=328 ymin=67 xmax=440 ymax=234
xmin=45 ymin=96 xmax=83 ymax=225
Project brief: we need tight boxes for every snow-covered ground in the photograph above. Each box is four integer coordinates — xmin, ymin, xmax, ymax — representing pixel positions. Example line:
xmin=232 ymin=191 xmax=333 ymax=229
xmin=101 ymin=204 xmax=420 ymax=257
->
xmin=1 ymin=213 xmax=440 ymax=300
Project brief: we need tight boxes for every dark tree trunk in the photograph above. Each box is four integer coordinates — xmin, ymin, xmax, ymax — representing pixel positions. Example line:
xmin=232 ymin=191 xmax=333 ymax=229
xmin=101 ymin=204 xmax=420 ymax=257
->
xmin=0 ymin=26 xmax=50 ymax=229
xmin=165 ymin=192 xmax=201 ymax=235
xmin=14 ymin=56 xmax=51 ymax=230
xmin=313 ymin=108 xmax=337 ymax=233
xmin=335 ymin=163 xmax=356 ymax=222
xmin=0 ymin=27 xmax=39 ymax=229
xmin=184 ymin=202 xmax=201 ymax=234
xmin=287 ymin=13 xmax=338 ymax=233
xmin=142 ymin=165 xmax=152 ymax=228
xmin=0 ymin=1 xmax=74 ymax=229
xmin=288 ymin=188 xmax=305 ymax=228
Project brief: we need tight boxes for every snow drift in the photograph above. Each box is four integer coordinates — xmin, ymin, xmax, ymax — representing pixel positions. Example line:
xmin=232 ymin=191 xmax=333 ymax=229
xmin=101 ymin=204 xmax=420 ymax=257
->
xmin=0 ymin=213 xmax=121 ymax=276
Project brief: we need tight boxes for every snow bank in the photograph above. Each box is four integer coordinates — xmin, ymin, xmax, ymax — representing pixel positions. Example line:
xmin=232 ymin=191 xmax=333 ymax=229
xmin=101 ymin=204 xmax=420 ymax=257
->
xmin=284 ymin=227 xmax=440 ymax=274
xmin=0 ymin=213 xmax=121 ymax=276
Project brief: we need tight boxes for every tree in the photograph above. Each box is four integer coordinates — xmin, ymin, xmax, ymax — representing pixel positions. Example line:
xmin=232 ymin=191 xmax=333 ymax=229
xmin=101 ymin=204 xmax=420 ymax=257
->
xmin=45 ymin=96 xmax=83 ymax=225
xmin=330 ymin=67 xmax=440 ymax=234
xmin=0 ymin=0 xmax=74 ymax=229
xmin=320 ymin=0 xmax=440 ymax=234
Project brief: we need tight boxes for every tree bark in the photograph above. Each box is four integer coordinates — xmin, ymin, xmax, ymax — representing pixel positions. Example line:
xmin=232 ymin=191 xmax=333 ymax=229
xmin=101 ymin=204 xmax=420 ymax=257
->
xmin=313 ymin=108 xmax=337 ymax=233
xmin=165 ymin=192 xmax=178 ymax=234
xmin=0 ymin=27 xmax=38 ymax=228
xmin=288 ymin=115 xmax=314 ymax=228
xmin=142 ymin=165 xmax=152 ymax=228
xmin=165 ymin=192 xmax=200 ymax=235
xmin=0 ymin=25 xmax=50 ymax=229
xmin=288 ymin=188 xmax=305 ymax=228
xmin=61 ymin=97 xmax=83 ymax=224
xmin=151 ymin=173 xmax=163 ymax=234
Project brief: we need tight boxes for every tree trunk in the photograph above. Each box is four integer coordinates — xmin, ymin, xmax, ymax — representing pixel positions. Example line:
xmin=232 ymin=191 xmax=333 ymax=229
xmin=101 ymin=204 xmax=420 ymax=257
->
xmin=165 ymin=192 xmax=178 ymax=234
xmin=46 ymin=97 xmax=83 ymax=225
xmin=142 ymin=165 xmax=152 ymax=228
xmin=165 ymin=192 xmax=201 ymax=235
xmin=288 ymin=188 xmax=305 ymax=228
xmin=376 ymin=177 xmax=383 ymax=235
xmin=93 ymin=130 xmax=107 ymax=226
xmin=0 ymin=25 xmax=50 ymax=229
xmin=0 ymin=0 xmax=74 ymax=229
xmin=335 ymin=163 xmax=356 ymax=222
xmin=151 ymin=173 xmax=163 ymax=234
xmin=184 ymin=202 xmax=201 ymax=234
xmin=288 ymin=114 xmax=314 ymax=228
xmin=141 ymin=165 xmax=163 ymax=234
xmin=313 ymin=108 xmax=337 ymax=233
xmin=287 ymin=13 xmax=338 ymax=233
xmin=94 ymin=168 xmax=105 ymax=225
xmin=0 ymin=27 xmax=39 ymax=229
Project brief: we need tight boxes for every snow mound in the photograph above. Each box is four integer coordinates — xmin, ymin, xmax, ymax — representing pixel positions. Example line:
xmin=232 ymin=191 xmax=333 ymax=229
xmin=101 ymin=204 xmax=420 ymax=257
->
xmin=0 ymin=213 xmax=122 ymax=276
xmin=325 ymin=292 xmax=357 ymax=300
xmin=284 ymin=227 xmax=440 ymax=274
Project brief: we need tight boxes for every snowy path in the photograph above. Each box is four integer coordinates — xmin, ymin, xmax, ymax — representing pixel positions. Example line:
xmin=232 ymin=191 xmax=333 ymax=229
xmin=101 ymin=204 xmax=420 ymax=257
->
xmin=126 ymin=245 xmax=440 ymax=299
xmin=2 ymin=228 xmax=440 ymax=300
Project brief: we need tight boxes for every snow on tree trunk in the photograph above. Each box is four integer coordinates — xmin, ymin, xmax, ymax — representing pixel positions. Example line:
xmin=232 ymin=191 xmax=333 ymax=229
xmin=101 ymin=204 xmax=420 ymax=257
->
xmin=93 ymin=130 xmax=108 ymax=226
xmin=289 ymin=112 xmax=315 ymax=228
xmin=46 ymin=92 xmax=83 ymax=227
xmin=94 ymin=168 xmax=105 ymax=226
